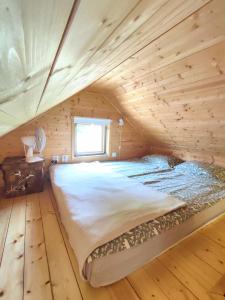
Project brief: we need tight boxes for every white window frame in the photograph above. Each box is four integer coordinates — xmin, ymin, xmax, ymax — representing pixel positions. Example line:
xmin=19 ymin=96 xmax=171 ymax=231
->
xmin=72 ymin=117 xmax=111 ymax=157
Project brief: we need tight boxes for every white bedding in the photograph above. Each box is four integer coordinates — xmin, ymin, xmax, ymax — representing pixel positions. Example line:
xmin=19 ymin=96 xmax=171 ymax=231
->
xmin=50 ymin=162 xmax=185 ymax=278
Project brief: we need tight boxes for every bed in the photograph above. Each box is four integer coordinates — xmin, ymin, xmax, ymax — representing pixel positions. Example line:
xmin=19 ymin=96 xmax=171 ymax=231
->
xmin=50 ymin=155 xmax=225 ymax=287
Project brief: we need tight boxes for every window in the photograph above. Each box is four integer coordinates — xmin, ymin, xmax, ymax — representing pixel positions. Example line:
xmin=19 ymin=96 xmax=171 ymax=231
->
xmin=73 ymin=117 xmax=111 ymax=156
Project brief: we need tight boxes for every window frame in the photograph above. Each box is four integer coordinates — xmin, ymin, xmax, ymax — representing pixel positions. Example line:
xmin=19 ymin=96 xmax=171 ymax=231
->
xmin=72 ymin=117 xmax=110 ymax=158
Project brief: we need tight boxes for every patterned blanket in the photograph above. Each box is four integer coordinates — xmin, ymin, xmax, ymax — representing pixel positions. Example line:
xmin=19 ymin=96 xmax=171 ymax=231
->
xmin=88 ymin=160 xmax=225 ymax=262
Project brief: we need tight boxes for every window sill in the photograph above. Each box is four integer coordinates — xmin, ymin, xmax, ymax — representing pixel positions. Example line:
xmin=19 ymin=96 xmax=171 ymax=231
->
xmin=72 ymin=154 xmax=109 ymax=162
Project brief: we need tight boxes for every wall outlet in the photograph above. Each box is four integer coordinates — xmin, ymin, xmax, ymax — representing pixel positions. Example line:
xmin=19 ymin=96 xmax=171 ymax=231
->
xmin=112 ymin=152 xmax=117 ymax=158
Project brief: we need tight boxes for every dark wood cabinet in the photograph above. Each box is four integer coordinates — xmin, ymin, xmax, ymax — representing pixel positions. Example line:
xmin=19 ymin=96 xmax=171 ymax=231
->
xmin=1 ymin=156 xmax=45 ymax=198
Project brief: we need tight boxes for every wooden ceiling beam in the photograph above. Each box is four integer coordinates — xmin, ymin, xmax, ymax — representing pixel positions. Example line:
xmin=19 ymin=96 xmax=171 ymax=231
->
xmin=35 ymin=0 xmax=81 ymax=114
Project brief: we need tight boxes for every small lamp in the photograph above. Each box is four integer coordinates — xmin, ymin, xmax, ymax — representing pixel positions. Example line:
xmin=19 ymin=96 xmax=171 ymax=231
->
xmin=118 ymin=118 xmax=124 ymax=126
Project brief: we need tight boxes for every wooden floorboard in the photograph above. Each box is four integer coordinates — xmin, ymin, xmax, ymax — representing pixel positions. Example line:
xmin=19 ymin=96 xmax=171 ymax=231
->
xmin=128 ymin=259 xmax=197 ymax=300
xmin=0 ymin=198 xmax=13 ymax=266
xmin=158 ymin=241 xmax=222 ymax=300
xmin=210 ymin=274 xmax=225 ymax=299
xmin=39 ymin=189 xmax=82 ymax=300
xmin=0 ymin=196 xmax=26 ymax=300
xmin=24 ymin=193 xmax=52 ymax=300
xmin=200 ymin=218 xmax=225 ymax=249
xmin=0 ymin=185 xmax=225 ymax=300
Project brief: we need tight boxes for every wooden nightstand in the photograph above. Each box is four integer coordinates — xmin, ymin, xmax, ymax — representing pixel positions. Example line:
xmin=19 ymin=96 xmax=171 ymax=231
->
xmin=1 ymin=156 xmax=45 ymax=198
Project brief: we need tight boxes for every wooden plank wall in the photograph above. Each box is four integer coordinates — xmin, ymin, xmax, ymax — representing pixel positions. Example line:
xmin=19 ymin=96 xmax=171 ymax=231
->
xmin=90 ymin=0 xmax=225 ymax=167
xmin=0 ymin=90 xmax=147 ymax=166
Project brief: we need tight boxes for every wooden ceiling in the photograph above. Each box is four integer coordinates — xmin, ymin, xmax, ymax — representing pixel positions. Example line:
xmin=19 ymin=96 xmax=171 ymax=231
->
xmin=0 ymin=0 xmax=211 ymax=137
xmin=90 ymin=0 xmax=225 ymax=164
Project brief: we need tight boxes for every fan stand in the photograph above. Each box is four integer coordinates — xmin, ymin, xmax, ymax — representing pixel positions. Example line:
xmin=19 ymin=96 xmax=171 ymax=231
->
xmin=23 ymin=144 xmax=43 ymax=163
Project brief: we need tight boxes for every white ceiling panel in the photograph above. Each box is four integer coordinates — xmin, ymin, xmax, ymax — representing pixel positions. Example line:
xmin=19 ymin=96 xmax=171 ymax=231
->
xmin=0 ymin=0 xmax=74 ymax=136
xmin=37 ymin=0 xmax=139 ymax=114
xmin=0 ymin=110 xmax=21 ymax=136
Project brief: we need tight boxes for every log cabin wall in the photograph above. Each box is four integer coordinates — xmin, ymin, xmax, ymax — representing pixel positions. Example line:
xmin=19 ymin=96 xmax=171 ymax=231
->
xmin=0 ymin=90 xmax=148 ymax=185
xmin=90 ymin=0 xmax=225 ymax=167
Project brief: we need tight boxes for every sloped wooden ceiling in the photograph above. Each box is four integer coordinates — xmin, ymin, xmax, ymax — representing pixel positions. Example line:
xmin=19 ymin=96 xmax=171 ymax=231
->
xmin=90 ymin=0 xmax=225 ymax=165
xmin=0 ymin=0 xmax=75 ymax=136
xmin=0 ymin=0 xmax=210 ymax=137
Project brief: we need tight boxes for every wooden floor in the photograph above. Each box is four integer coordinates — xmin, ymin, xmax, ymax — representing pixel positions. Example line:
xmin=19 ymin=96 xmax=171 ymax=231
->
xmin=0 ymin=186 xmax=225 ymax=300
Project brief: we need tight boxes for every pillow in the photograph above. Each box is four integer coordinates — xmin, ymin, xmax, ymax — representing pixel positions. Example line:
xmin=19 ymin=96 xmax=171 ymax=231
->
xmin=142 ymin=154 xmax=182 ymax=169
xmin=203 ymin=164 xmax=225 ymax=182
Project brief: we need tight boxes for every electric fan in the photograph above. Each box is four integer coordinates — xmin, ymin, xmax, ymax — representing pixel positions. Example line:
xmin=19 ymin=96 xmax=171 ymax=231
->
xmin=21 ymin=127 xmax=46 ymax=163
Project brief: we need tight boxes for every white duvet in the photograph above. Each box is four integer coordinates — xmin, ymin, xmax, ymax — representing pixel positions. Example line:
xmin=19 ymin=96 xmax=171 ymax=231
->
xmin=50 ymin=162 xmax=185 ymax=278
